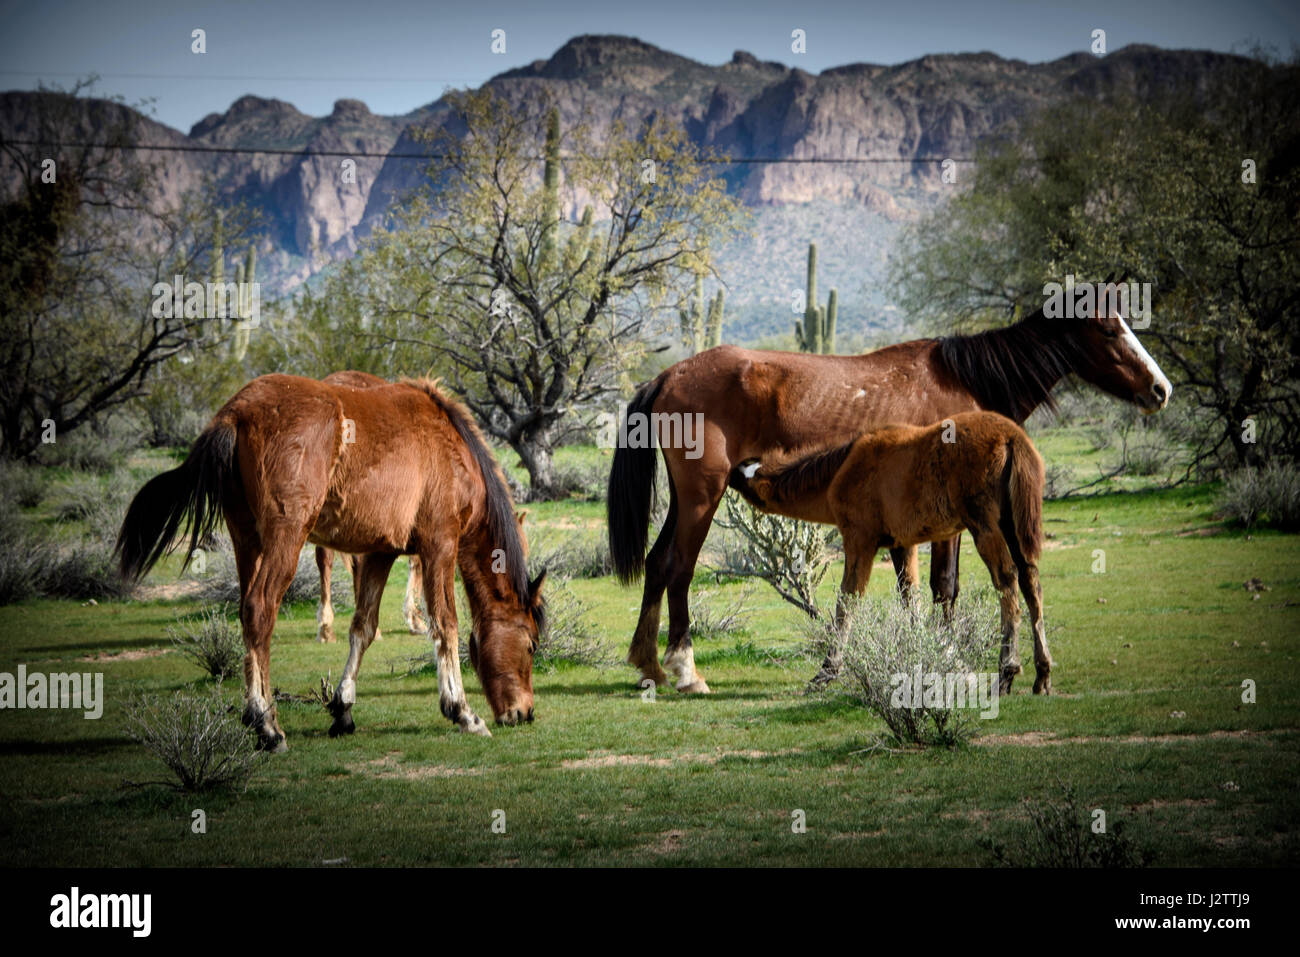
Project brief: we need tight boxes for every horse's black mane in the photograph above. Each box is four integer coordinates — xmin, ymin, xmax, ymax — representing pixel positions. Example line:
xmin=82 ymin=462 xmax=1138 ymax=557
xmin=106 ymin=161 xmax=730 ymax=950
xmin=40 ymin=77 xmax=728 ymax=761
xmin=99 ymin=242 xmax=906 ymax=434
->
xmin=417 ymin=383 xmax=544 ymax=633
xmin=936 ymin=309 xmax=1084 ymax=422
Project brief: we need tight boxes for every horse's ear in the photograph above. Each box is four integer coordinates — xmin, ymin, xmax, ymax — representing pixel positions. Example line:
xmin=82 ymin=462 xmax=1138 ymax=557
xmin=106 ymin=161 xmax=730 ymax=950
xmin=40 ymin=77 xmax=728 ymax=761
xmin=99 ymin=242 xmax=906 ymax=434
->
xmin=528 ymin=568 xmax=547 ymax=606
xmin=515 ymin=510 xmax=528 ymax=529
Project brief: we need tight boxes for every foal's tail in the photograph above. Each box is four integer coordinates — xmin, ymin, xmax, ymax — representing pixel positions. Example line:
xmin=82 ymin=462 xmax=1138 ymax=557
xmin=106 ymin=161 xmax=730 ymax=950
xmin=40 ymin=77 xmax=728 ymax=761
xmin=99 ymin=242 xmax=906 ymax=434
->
xmin=608 ymin=377 xmax=665 ymax=584
xmin=1005 ymin=433 xmax=1045 ymax=565
xmin=115 ymin=418 xmax=238 ymax=582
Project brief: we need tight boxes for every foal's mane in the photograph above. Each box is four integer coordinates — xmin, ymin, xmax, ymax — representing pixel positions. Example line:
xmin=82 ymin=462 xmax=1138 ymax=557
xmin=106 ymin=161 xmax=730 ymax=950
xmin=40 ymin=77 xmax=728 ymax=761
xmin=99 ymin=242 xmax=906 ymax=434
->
xmin=734 ymin=439 xmax=858 ymax=508
xmin=935 ymin=308 xmax=1082 ymax=421
xmin=408 ymin=380 xmax=543 ymax=630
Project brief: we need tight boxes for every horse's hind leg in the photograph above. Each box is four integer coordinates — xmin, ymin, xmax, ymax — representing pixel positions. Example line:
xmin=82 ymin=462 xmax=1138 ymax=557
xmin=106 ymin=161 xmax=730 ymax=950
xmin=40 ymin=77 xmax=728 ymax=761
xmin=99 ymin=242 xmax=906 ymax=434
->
xmin=662 ymin=479 xmax=723 ymax=694
xmin=315 ymin=547 xmax=336 ymax=643
xmin=327 ymin=552 xmax=397 ymax=737
xmin=970 ymin=528 xmax=1022 ymax=695
xmin=627 ymin=492 xmax=676 ymax=689
xmin=340 ymin=553 xmax=382 ymax=642
xmin=234 ymin=526 xmax=305 ymax=751
xmin=1018 ymin=563 xmax=1052 ymax=694
xmin=403 ymin=555 xmax=427 ymax=634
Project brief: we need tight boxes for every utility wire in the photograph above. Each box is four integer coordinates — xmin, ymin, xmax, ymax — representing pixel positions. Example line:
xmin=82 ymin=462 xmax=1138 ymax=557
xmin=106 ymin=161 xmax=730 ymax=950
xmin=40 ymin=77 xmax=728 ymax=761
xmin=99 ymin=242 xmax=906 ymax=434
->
xmin=2 ymin=139 xmax=976 ymax=163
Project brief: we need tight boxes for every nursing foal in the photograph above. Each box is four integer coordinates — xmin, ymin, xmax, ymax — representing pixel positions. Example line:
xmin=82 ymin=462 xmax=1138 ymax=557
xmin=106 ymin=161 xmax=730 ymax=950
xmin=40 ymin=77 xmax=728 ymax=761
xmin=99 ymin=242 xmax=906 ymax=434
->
xmin=730 ymin=411 xmax=1050 ymax=695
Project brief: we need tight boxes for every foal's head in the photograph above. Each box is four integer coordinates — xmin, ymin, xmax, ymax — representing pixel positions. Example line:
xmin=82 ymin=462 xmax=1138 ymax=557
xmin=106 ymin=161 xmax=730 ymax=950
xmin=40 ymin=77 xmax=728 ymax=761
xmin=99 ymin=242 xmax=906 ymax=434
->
xmin=1063 ymin=283 xmax=1172 ymax=414
xmin=470 ymin=569 xmax=547 ymax=726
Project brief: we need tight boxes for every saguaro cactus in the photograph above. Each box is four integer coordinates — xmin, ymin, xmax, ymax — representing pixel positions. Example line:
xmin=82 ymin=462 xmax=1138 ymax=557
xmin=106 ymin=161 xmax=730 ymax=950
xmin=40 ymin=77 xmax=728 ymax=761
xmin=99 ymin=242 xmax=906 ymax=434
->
xmin=794 ymin=243 xmax=837 ymax=354
xmin=680 ymin=274 xmax=706 ymax=354
xmin=706 ymin=287 xmax=725 ymax=350
xmin=539 ymin=107 xmax=561 ymax=272
xmin=232 ymin=244 xmax=255 ymax=360
xmin=680 ymin=278 xmax=726 ymax=354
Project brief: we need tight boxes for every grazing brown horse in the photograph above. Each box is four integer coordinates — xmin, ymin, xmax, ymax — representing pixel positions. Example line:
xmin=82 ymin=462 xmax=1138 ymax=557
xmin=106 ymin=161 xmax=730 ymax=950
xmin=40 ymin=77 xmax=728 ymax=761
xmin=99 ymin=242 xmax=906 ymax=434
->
xmin=312 ymin=371 xmax=426 ymax=645
xmin=609 ymin=291 xmax=1171 ymax=693
xmin=116 ymin=374 xmax=545 ymax=750
xmin=730 ymin=411 xmax=1049 ymax=695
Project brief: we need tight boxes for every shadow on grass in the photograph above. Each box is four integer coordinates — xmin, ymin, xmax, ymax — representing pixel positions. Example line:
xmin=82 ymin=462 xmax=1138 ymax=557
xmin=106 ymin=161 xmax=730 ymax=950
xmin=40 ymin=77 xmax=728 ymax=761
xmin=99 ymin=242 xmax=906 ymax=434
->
xmin=0 ymin=735 xmax=136 ymax=756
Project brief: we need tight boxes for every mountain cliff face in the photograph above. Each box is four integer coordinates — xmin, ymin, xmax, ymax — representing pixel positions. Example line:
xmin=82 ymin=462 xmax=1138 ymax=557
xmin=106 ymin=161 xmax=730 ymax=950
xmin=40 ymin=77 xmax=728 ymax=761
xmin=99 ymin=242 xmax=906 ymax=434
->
xmin=0 ymin=36 xmax=1258 ymax=331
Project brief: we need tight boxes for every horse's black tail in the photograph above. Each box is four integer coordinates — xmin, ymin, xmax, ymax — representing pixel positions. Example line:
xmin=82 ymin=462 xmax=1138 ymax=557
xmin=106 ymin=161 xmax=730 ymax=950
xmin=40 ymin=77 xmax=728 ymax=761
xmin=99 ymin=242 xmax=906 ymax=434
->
xmin=608 ymin=377 xmax=666 ymax=584
xmin=115 ymin=419 xmax=238 ymax=582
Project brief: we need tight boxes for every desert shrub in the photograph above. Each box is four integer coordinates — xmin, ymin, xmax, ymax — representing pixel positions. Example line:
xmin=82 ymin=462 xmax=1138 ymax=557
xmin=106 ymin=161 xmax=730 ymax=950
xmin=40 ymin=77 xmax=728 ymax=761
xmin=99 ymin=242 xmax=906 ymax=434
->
xmin=688 ymin=586 xmax=755 ymax=641
xmin=0 ymin=505 xmax=130 ymax=603
xmin=552 ymin=459 xmax=607 ymax=502
xmin=1217 ymin=462 xmax=1300 ymax=531
xmin=528 ymin=528 xmax=612 ymax=579
xmin=983 ymin=784 xmax=1155 ymax=867
xmin=1042 ymin=461 xmax=1072 ymax=500
xmin=808 ymin=589 xmax=1001 ymax=748
xmin=36 ymin=425 xmax=136 ymax=474
xmin=532 ymin=578 xmax=612 ymax=671
xmin=0 ymin=509 xmax=55 ymax=603
xmin=40 ymin=539 xmax=132 ymax=600
xmin=710 ymin=491 xmax=838 ymax=620
xmin=170 ymin=604 xmax=244 ymax=679
xmin=124 ymin=683 xmax=261 ymax=792
xmin=197 ymin=539 xmax=345 ymax=606
xmin=0 ymin=460 xmax=48 ymax=509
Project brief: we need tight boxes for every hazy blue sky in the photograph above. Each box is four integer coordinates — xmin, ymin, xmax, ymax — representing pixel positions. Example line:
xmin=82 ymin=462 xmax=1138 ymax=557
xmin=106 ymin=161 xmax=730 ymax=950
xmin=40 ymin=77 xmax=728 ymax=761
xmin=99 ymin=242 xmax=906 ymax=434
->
xmin=1 ymin=0 xmax=1295 ymax=131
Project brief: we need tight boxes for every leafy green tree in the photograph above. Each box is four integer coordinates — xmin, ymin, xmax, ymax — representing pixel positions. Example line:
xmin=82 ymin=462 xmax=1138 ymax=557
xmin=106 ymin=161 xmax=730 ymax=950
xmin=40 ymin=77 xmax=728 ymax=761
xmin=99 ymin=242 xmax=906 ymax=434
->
xmin=0 ymin=85 xmax=259 ymax=458
xmin=892 ymin=53 xmax=1300 ymax=469
xmin=304 ymin=88 xmax=742 ymax=498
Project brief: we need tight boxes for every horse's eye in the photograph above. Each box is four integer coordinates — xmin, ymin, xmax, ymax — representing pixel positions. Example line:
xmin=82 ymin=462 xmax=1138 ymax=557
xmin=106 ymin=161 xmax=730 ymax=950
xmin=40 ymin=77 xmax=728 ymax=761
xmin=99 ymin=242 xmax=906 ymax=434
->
xmin=1101 ymin=327 xmax=1120 ymax=339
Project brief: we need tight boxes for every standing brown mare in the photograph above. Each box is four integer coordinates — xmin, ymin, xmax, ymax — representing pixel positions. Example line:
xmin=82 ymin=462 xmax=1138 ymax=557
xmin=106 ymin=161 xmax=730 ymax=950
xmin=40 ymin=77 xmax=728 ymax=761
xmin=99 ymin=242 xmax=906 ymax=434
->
xmin=730 ymin=411 xmax=1049 ymax=695
xmin=312 ymin=371 xmax=425 ymax=645
xmin=609 ymin=293 xmax=1171 ymax=693
xmin=117 ymin=373 xmax=545 ymax=750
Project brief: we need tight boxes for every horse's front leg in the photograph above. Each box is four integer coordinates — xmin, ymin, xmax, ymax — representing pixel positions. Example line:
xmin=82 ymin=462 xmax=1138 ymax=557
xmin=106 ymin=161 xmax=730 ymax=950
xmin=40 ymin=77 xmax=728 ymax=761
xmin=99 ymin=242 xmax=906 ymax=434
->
xmin=809 ymin=528 xmax=876 ymax=689
xmin=422 ymin=548 xmax=490 ymax=736
xmin=327 ymin=552 xmax=396 ymax=737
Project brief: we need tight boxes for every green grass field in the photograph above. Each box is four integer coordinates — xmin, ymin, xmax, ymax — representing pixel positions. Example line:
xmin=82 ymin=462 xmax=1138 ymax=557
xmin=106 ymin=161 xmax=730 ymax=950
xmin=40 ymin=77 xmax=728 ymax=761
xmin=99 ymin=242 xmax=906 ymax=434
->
xmin=1 ymin=437 xmax=1298 ymax=867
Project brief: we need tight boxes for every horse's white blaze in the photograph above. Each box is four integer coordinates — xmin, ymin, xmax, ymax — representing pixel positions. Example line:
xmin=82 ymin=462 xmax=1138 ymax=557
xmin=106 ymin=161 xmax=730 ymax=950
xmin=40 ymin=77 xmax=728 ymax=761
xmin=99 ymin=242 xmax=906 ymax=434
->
xmin=1118 ymin=317 xmax=1172 ymax=408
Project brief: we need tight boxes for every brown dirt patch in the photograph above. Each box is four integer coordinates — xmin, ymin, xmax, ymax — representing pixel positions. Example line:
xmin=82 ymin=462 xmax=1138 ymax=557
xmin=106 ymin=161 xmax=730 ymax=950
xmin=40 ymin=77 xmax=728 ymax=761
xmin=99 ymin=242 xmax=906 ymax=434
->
xmin=975 ymin=728 xmax=1286 ymax=748
xmin=76 ymin=647 xmax=171 ymax=662
xmin=562 ymin=747 xmax=802 ymax=770
xmin=645 ymin=829 xmax=686 ymax=855
xmin=354 ymin=752 xmax=483 ymax=780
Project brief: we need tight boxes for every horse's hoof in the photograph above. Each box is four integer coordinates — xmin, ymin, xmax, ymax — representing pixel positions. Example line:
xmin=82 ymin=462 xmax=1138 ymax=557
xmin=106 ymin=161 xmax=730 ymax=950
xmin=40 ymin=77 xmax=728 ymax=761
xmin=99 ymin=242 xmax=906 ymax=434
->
xmin=317 ymin=624 xmax=336 ymax=644
xmin=457 ymin=717 xmax=492 ymax=737
xmin=1033 ymin=675 xmax=1052 ymax=695
xmin=637 ymin=668 xmax=670 ymax=690
xmin=328 ymin=710 xmax=355 ymax=737
xmin=676 ymin=679 xmax=711 ymax=694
